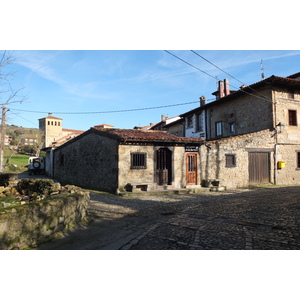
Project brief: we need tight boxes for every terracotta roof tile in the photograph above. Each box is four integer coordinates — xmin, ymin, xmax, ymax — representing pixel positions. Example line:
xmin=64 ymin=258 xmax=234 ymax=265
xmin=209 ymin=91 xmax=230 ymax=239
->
xmin=91 ymin=128 xmax=203 ymax=144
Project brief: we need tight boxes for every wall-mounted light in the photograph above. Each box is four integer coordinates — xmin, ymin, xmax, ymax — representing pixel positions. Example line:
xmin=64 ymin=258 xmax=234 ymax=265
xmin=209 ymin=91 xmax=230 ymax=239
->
xmin=276 ymin=122 xmax=285 ymax=133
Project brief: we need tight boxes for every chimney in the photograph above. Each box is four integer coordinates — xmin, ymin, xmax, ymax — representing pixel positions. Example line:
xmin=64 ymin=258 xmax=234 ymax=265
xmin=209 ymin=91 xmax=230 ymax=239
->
xmin=200 ymin=96 xmax=206 ymax=106
xmin=224 ymin=78 xmax=230 ymax=96
xmin=48 ymin=112 xmax=52 ymax=116
xmin=161 ymin=115 xmax=168 ymax=121
xmin=218 ymin=80 xmax=225 ymax=98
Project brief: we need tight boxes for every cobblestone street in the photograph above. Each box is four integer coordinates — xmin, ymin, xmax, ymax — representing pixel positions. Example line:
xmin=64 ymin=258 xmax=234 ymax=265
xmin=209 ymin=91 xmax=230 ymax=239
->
xmin=38 ymin=186 xmax=300 ymax=250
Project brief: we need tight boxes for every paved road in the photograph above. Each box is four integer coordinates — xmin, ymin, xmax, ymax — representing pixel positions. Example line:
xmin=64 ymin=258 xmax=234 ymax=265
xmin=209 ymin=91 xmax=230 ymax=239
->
xmin=37 ymin=186 xmax=300 ymax=250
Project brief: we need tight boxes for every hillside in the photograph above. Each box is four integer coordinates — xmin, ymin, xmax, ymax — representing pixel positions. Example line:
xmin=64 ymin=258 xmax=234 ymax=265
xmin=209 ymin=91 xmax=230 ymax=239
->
xmin=6 ymin=124 xmax=40 ymax=145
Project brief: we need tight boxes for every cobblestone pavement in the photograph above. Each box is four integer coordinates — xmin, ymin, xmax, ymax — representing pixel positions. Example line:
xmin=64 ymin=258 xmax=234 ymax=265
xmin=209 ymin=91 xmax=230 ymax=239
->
xmin=38 ymin=186 xmax=300 ymax=250
xmin=121 ymin=187 xmax=300 ymax=250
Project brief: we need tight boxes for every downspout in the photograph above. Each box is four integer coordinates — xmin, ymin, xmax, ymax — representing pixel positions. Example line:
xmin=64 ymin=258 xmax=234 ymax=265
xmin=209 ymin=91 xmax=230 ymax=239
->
xmin=273 ymin=89 xmax=278 ymax=185
xmin=50 ymin=148 xmax=54 ymax=178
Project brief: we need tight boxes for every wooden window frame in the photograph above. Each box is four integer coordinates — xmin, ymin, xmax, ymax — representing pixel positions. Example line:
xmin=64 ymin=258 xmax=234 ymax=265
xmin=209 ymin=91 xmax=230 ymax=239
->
xmin=225 ymin=154 xmax=236 ymax=168
xmin=131 ymin=152 xmax=147 ymax=169
xmin=288 ymin=110 xmax=297 ymax=126
xmin=196 ymin=112 xmax=204 ymax=132
xmin=215 ymin=121 xmax=223 ymax=137
xmin=297 ymin=151 xmax=300 ymax=169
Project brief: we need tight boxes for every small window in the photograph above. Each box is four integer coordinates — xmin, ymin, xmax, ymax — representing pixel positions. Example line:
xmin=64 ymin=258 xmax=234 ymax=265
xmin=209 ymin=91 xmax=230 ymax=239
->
xmin=58 ymin=122 xmax=60 ymax=126
xmin=297 ymin=151 xmax=300 ymax=169
xmin=229 ymin=122 xmax=235 ymax=134
xmin=215 ymin=121 xmax=223 ymax=137
xmin=226 ymin=154 xmax=236 ymax=168
xmin=187 ymin=116 xmax=193 ymax=128
xmin=288 ymin=110 xmax=297 ymax=126
xmin=196 ymin=112 xmax=204 ymax=132
xmin=131 ymin=153 xmax=147 ymax=169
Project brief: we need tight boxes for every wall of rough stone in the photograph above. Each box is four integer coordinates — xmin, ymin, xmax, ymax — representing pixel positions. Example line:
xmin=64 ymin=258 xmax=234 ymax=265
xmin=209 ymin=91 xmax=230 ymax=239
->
xmin=0 ymin=191 xmax=89 ymax=250
xmin=276 ymin=144 xmax=300 ymax=185
xmin=118 ymin=144 xmax=188 ymax=191
xmin=200 ymin=130 xmax=276 ymax=188
xmin=118 ymin=144 xmax=155 ymax=191
xmin=207 ymin=88 xmax=273 ymax=140
xmin=54 ymin=132 xmax=119 ymax=192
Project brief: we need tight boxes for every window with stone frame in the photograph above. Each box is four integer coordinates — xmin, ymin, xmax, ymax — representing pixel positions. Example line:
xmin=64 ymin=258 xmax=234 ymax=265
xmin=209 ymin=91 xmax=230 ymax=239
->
xmin=131 ymin=152 xmax=147 ymax=169
xmin=225 ymin=154 xmax=236 ymax=168
xmin=288 ymin=110 xmax=297 ymax=126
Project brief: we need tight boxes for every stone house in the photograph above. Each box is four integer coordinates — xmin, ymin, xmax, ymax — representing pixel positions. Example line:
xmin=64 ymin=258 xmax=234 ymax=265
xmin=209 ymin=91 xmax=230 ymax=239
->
xmin=53 ymin=127 xmax=203 ymax=193
xmin=181 ymin=72 xmax=300 ymax=188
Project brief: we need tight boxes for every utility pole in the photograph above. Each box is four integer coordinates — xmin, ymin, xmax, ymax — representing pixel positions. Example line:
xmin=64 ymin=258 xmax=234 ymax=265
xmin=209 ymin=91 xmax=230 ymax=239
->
xmin=0 ymin=105 xmax=6 ymax=172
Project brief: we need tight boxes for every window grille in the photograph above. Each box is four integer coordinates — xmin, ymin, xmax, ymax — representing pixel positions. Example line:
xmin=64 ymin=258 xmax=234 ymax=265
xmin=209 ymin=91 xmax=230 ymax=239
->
xmin=131 ymin=153 xmax=147 ymax=169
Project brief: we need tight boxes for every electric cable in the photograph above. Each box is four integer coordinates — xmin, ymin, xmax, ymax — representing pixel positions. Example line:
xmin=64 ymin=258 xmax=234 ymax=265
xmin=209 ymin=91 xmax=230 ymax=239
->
xmin=165 ymin=50 xmax=274 ymax=104
xmin=9 ymin=100 xmax=212 ymax=115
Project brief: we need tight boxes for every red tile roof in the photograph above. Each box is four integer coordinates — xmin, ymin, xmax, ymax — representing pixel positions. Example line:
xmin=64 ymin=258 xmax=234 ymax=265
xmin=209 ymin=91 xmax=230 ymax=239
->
xmin=91 ymin=127 xmax=203 ymax=144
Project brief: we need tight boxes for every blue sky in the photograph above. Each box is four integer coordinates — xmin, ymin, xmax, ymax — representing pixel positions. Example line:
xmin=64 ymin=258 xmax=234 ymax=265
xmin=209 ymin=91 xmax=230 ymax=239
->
xmin=4 ymin=50 xmax=300 ymax=131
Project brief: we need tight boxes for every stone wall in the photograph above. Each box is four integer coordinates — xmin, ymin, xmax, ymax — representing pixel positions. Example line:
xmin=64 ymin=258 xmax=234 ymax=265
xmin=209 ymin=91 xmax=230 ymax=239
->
xmin=54 ymin=132 xmax=119 ymax=193
xmin=118 ymin=144 xmax=188 ymax=191
xmin=0 ymin=189 xmax=89 ymax=250
xmin=200 ymin=130 xmax=276 ymax=188
xmin=118 ymin=144 xmax=155 ymax=191
xmin=207 ymin=88 xmax=273 ymax=139
xmin=276 ymin=144 xmax=300 ymax=185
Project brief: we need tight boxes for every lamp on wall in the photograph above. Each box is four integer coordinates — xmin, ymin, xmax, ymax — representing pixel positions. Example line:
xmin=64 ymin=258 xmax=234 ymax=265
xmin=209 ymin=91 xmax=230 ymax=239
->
xmin=276 ymin=122 xmax=284 ymax=133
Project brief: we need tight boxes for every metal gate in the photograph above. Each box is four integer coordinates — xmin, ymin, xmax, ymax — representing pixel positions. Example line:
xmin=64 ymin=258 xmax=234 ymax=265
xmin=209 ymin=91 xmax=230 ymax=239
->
xmin=156 ymin=148 xmax=172 ymax=185
xmin=186 ymin=153 xmax=197 ymax=185
xmin=249 ymin=152 xmax=270 ymax=184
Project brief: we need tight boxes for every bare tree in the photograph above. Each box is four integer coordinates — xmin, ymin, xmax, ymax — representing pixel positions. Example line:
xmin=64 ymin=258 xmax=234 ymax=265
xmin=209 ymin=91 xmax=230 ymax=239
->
xmin=0 ymin=51 xmax=26 ymax=172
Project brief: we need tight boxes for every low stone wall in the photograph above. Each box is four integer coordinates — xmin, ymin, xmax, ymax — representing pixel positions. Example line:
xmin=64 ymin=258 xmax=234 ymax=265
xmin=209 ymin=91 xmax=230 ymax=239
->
xmin=0 ymin=187 xmax=90 ymax=250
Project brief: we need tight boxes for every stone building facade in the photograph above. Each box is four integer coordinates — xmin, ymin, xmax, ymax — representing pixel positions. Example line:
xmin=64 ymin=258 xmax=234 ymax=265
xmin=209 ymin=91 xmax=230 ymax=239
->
xmin=181 ymin=72 xmax=300 ymax=188
xmin=53 ymin=128 xmax=203 ymax=193
xmin=39 ymin=113 xmax=84 ymax=148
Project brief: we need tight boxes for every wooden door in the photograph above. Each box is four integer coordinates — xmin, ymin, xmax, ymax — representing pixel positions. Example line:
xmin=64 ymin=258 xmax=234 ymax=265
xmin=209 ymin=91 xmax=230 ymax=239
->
xmin=186 ymin=153 xmax=197 ymax=185
xmin=156 ymin=148 xmax=172 ymax=185
xmin=249 ymin=152 xmax=270 ymax=184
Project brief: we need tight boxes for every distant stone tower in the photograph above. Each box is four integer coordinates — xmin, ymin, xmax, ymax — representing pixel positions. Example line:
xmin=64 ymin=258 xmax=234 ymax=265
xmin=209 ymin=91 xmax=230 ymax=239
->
xmin=39 ymin=113 xmax=63 ymax=148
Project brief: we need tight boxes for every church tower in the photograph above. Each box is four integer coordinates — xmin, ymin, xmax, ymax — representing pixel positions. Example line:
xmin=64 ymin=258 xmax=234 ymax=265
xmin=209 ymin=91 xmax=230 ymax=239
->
xmin=39 ymin=113 xmax=63 ymax=148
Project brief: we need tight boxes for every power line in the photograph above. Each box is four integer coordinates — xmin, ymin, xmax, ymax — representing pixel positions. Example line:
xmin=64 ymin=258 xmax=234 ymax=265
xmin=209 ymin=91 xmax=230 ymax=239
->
xmin=164 ymin=50 xmax=218 ymax=81
xmin=190 ymin=50 xmax=271 ymax=102
xmin=190 ymin=50 xmax=245 ymax=86
xmin=165 ymin=50 xmax=273 ymax=104
xmin=9 ymin=100 xmax=206 ymax=115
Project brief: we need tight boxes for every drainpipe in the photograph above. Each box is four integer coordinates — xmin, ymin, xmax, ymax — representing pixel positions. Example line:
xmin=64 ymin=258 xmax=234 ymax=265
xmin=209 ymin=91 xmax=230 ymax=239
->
xmin=273 ymin=90 xmax=278 ymax=185
xmin=274 ymin=143 xmax=278 ymax=185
